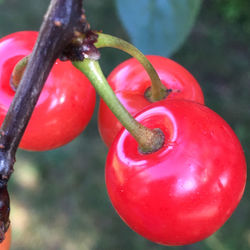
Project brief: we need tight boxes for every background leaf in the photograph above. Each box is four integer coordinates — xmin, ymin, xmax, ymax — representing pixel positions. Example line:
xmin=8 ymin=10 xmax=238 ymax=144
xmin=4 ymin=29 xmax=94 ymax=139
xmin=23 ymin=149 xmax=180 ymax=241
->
xmin=0 ymin=0 xmax=49 ymax=36
xmin=116 ymin=0 xmax=202 ymax=57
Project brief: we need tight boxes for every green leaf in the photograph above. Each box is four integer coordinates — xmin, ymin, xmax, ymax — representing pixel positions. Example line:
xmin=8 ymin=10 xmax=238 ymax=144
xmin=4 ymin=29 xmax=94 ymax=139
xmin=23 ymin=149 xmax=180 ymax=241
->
xmin=116 ymin=0 xmax=202 ymax=57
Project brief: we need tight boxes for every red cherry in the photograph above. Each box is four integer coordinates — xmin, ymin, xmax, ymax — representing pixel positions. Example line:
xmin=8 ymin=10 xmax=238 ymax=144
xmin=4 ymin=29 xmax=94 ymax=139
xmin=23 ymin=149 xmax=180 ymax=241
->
xmin=0 ymin=31 xmax=96 ymax=151
xmin=98 ymin=55 xmax=204 ymax=147
xmin=0 ymin=227 xmax=11 ymax=250
xmin=105 ymin=99 xmax=246 ymax=245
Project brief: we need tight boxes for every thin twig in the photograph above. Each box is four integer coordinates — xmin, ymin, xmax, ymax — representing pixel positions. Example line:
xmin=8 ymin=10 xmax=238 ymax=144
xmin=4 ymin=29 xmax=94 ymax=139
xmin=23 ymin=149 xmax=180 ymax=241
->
xmin=0 ymin=0 xmax=88 ymax=240
xmin=0 ymin=0 xmax=87 ymax=182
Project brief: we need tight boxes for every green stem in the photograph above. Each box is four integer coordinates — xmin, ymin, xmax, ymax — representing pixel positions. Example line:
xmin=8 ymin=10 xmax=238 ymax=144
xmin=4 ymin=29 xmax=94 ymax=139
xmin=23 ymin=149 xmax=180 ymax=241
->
xmin=73 ymin=59 xmax=164 ymax=153
xmin=95 ymin=32 xmax=167 ymax=102
xmin=10 ymin=56 xmax=29 ymax=91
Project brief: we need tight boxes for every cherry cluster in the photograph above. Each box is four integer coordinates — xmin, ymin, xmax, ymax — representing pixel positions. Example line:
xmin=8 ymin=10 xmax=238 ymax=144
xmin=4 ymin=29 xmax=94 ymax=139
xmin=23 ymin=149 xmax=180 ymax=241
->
xmin=0 ymin=30 xmax=247 ymax=247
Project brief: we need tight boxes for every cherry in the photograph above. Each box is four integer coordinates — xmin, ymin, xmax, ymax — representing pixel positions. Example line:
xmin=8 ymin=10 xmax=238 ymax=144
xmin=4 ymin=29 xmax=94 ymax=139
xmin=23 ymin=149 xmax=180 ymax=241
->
xmin=105 ymin=99 xmax=246 ymax=245
xmin=0 ymin=227 xmax=11 ymax=250
xmin=98 ymin=55 xmax=204 ymax=147
xmin=0 ymin=31 xmax=96 ymax=151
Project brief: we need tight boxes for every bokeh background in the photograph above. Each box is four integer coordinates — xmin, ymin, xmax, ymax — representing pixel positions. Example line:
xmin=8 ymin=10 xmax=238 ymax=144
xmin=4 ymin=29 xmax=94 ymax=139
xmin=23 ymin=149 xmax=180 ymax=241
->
xmin=0 ymin=0 xmax=250 ymax=249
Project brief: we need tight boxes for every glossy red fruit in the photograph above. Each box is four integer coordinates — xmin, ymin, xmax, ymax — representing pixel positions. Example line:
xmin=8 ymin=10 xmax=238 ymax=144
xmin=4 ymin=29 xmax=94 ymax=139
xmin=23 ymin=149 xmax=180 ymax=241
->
xmin=0 ymin=227 xmax=11 ymax=250
xmin=98 ymin=55 xmax=204 ymax=147
xmin=0 ymin=31 xmax=96 ymax=151
xmin=105 ymin=100 xmax=246 ymax=245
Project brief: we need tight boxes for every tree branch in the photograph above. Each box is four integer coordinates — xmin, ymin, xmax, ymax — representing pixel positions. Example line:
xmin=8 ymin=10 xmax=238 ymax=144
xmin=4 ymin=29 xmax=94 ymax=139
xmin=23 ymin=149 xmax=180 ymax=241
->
xmin=0 ymin=0 xmax=89 ymax=240
xmin=0 ymin=0 xmax=87 ymax=181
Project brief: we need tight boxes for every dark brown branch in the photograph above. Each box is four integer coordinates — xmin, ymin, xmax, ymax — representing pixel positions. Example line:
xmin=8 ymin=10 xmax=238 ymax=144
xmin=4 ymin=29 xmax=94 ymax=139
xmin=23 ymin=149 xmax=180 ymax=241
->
xmin=0 ymin=0 xmax=92 ymax=241
xmin=0 ymin=0 xmax=88 ymax=182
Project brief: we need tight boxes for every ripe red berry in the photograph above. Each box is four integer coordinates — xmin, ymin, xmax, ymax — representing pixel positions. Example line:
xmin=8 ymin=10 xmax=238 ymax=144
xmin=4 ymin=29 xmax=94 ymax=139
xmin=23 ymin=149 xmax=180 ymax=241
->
xmin=105 ymin=99 xmax=246 ymax=245
xmin=98 ymin=55 xmax=204 ymax=147
xmin=0 ymin=31 xmax=96 ymax=151
xmin=0 ymin=227 xmax=11 ymax=250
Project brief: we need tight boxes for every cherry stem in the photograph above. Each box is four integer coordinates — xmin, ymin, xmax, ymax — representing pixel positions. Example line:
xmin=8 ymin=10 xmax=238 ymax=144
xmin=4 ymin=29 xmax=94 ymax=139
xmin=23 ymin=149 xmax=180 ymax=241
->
xmin=95 ymin=32 xmax=168 ymax=102
xmin=73 ymin=59 xmax=164 ymax=153
xmin=10 ymin=55 xmax=29 ymax=91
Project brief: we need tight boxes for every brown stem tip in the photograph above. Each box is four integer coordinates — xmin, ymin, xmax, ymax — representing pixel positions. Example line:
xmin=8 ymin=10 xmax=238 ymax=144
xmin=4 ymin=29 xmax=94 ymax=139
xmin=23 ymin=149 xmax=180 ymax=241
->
xmin=138 ymin=128 xmax=165 ymax=154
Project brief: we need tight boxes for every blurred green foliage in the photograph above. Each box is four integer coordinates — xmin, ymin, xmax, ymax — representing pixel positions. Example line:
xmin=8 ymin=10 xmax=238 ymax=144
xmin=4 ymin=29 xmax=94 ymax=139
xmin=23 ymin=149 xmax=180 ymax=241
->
xmin=0 ymin=0 xmax=250 ymax=249
xmin=214 ymin=0 xmax=250 ymax=34
xmin=0 ymin=0 xmax=49 ymax=35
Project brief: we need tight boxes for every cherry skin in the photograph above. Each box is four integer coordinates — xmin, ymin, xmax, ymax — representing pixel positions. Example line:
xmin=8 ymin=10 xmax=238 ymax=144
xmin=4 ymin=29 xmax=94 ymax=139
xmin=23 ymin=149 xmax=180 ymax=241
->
xmin=105 ymin=99 xmax=246 ymax=245
xmin=0 ymin=227 xmax=11 ymax=250
xmin=0 ymin=31 xmax=96 ymax=151
xmin=98 ymin=55 xmax=204 ymax=147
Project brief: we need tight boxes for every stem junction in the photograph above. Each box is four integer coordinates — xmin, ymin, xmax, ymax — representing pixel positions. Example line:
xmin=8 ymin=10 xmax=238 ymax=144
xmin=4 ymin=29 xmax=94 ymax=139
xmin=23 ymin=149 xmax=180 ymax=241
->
xmin=73 ymin=59 xmax=164 ymax=153
xmin=95 ymin=32 xmax=170 ymax=102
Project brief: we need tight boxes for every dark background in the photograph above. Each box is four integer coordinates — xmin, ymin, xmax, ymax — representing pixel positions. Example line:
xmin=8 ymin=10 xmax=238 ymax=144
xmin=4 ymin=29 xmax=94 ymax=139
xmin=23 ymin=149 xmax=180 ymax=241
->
xmin=0 ymin=0 xmax=249 ymax=249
